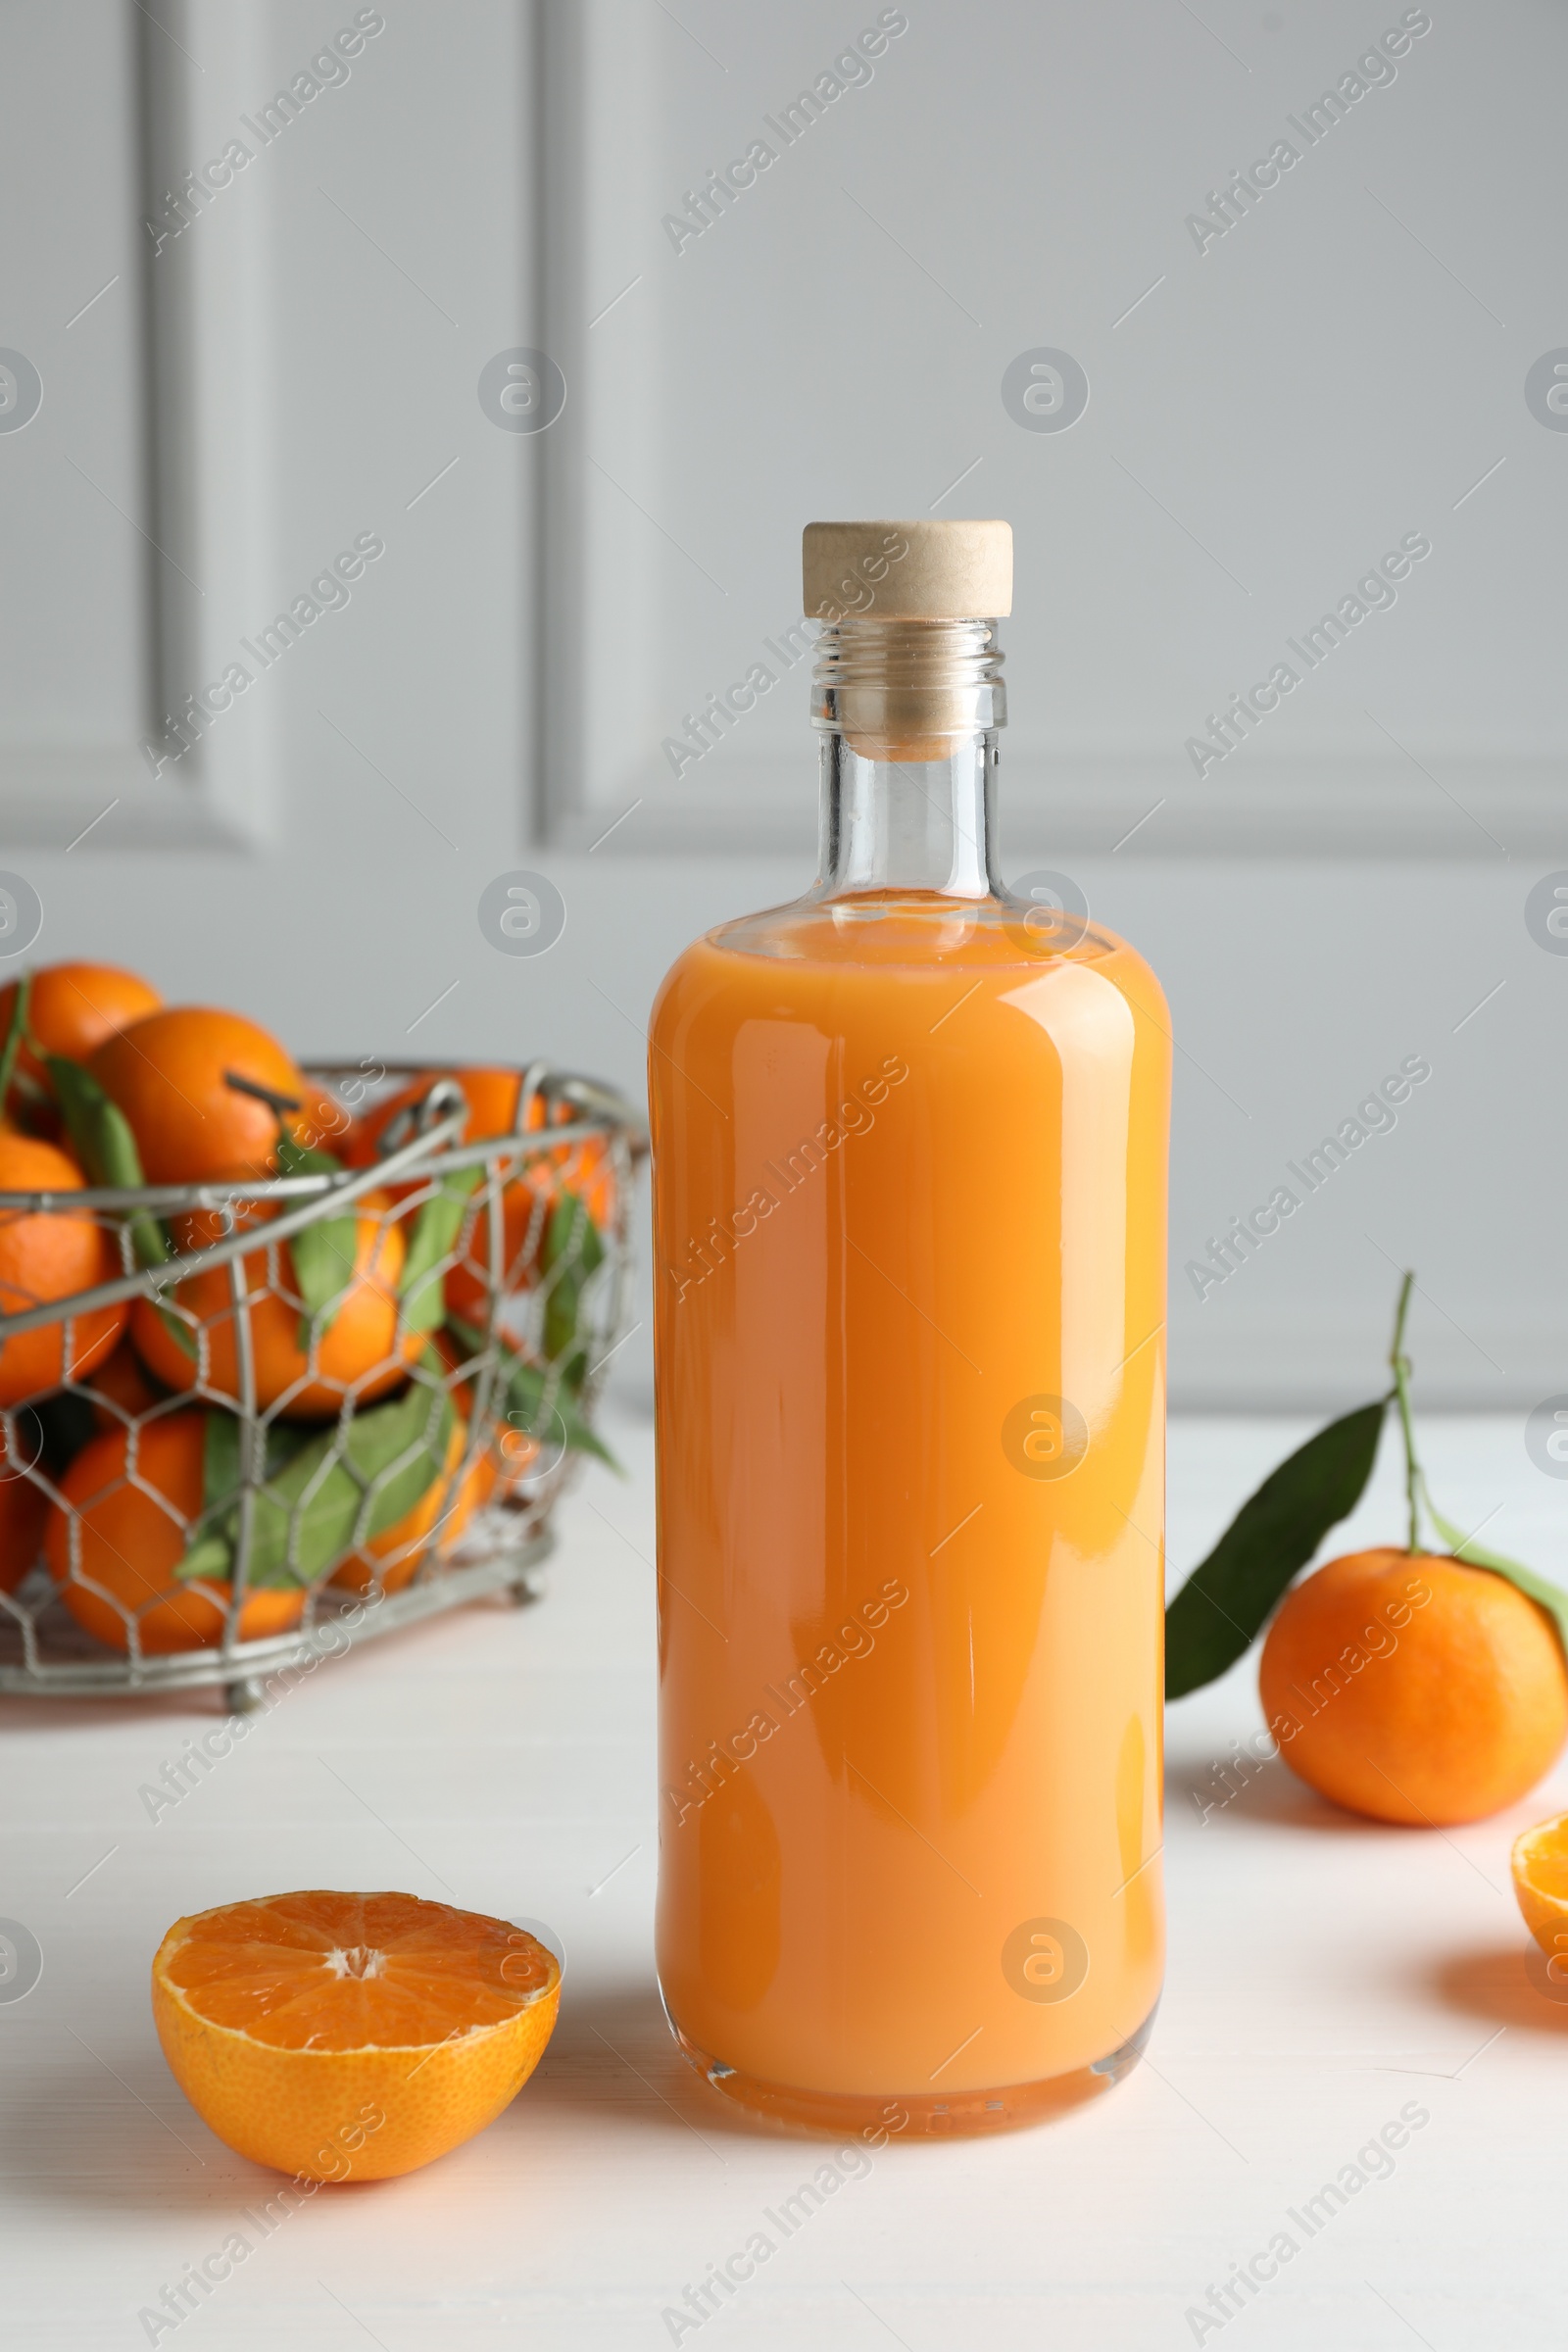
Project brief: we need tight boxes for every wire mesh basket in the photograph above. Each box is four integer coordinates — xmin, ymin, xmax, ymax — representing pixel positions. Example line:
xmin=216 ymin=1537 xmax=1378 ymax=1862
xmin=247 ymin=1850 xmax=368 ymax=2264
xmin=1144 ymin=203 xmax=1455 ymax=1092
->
xmin=0 ymin=1061 xmax=643 ymax=1708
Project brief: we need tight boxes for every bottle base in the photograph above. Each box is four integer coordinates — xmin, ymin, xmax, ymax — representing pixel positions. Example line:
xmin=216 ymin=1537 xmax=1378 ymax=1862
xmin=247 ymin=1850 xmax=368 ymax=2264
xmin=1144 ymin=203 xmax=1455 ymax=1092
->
xmin=665 ymin=1999 xmax=1159 ymax=2138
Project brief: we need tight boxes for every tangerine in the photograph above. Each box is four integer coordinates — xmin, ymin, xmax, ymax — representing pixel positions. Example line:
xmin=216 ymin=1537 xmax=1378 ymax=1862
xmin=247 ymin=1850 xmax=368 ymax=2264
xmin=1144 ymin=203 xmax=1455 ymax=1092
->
xmin=47 ymin=1411 xmax=305 ymax=1652
xmin=152 ymin=1890 xmax=561 ymax=2181
xmin=1511 ymin=1811 xmax=1568 ymax=1966
xmin=430 ymin=1328 xmax=540 ymax=1494
xmin=0 ymin=960 xmax=163 ymax=1101
xmin=291 ymin=1079 xmax=359 ymax=1162
xmin=86 ymin=1339 xmax=167 ymax=1431
xmin=0 ymin=1131 xmax=126 ymax=1405
xmin=1259 ymin=1546 xmax=1568 ymax=1826
xmin=128 ymin=1195 xmax=422 ymax=1419
xmin=89 ymin=1006 xmax=310 ymax=1184
xmin=347 ymin=1068 xmax=614 ymax=1323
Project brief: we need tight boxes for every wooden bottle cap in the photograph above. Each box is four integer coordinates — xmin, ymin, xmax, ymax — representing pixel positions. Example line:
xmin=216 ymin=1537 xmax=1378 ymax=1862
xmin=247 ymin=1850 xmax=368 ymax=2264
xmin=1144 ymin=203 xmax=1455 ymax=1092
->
xmin=803 ymin=519 xmax=1012 ymax=620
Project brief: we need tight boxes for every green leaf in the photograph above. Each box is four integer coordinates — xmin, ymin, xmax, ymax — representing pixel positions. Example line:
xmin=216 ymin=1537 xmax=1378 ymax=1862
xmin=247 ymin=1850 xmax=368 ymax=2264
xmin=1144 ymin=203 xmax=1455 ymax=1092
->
xmin=1421 ymin=1480 xmax=1568 ymax=1659
xmin=201 ymin=1404 xmax=307 ymax=1514
xmin=503 ymin=1356 xmax=620 ymax=1471
xmin=145 ymin=1285 xmax=197 ymax=1361
xmin=178 ymin=1378 xmax=456 ymax=1590
xmin=47 ymin=1053 xmax=144 ymax=1188
xmin=176 ymin=1531 xmax=235 ymax=1586
xmin=174 ymin=1409 xmax=312 ymax=1584
xmin=204 ymin=1406 xmax=242 ymax=1518
xmin=399 ymin=1166 xmax=481 ymax=1334
xmin=44 ymin=1053 xmax=169 ymax=1272
xmin=0 ymin=972 xmax=31 ymax=1104
xmin=542 ymin=1193 xmax=605 ymax=1384
xmin=447 ymin=1313 xmax=620 ymax=1471
xmin=1165 ymin=1398 xmax=1389 ymax=1699
xmin=262 ymin=1382 xmax=454 ymax=1588
xmin=274 ymin=1136 xmax=359 ymax=1339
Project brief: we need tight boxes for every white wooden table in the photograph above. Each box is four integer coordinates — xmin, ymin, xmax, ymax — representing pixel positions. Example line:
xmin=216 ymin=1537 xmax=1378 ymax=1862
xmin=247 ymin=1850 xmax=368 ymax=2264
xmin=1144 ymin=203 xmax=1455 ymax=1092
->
xmin=4 ymin=1407 xmax=1561 ymax=2350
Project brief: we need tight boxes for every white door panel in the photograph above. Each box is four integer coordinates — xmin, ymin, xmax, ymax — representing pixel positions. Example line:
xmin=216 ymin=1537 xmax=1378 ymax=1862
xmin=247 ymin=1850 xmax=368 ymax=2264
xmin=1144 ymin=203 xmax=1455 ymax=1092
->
xmin=1 ymin=0 xmax=1562 ymax=1411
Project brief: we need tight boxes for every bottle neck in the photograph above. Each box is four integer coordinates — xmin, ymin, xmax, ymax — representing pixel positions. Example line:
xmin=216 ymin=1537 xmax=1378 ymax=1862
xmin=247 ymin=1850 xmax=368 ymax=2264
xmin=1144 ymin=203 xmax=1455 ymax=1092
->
xmin=813 ymin=731 xmax=1002 ymax=900
xmin=808 ymin=615 xmax=1006 ymax=904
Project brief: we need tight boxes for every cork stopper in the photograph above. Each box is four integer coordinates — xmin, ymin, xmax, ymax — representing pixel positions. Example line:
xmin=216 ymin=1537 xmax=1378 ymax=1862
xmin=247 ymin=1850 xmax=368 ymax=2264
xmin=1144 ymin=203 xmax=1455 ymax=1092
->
xmin=806 ymin=521 xmax=1010 ymax=760
xmin=803 ymin=519 xmax=1011 ymax=622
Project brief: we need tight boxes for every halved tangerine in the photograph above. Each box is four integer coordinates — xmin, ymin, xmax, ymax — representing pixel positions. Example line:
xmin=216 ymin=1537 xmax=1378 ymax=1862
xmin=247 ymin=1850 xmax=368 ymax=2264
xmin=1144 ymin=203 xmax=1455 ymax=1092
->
xmin=152 ymin=1889 xmax=561 ymax=2180
xmin=1513 ymin=1812 xmax=1568 ymax=1963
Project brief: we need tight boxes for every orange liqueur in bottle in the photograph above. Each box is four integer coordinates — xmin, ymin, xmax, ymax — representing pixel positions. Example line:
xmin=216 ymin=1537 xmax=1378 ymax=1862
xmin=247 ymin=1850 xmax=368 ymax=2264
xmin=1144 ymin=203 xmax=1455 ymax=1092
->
xmin=649 ymin=519 xmax=1169 ymax=2132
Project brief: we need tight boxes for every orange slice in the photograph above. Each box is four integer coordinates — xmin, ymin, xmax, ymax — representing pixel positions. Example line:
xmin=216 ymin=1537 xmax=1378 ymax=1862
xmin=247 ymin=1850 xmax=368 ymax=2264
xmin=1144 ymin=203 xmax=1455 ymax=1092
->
xmin=1512 ymin=1812 xmax=1568 ymax=1966
xmin=152 ymin=1890 xmax=560 ymax=2180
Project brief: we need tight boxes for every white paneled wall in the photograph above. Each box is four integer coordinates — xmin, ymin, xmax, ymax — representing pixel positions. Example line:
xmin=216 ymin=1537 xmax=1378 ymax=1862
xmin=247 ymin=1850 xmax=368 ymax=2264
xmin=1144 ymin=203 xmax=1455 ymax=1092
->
xmin=1 ymin=0 xmax=1563 ymax=1415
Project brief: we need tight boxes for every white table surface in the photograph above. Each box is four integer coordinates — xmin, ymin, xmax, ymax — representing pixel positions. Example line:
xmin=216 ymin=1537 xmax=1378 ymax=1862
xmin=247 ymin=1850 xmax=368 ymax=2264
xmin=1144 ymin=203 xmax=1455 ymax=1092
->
xmin=5 ymin=1405 xmax=1563 ymax=2351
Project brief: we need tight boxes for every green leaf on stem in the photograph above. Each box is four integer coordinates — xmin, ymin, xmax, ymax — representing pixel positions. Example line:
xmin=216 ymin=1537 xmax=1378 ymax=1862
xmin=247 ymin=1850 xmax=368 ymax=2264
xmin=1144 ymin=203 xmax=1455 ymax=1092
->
xmin=176 ymin=1531 xmax=235 ymax=1586
xmin=503 ymin=1355 xmax=620 ymax=1471
xmin=1164 ymin=1399 xmax=1388 ymax=1699
xmin=1421 ymin=1481 xmax=1568 ymax=1658
xmin=177 ymin=1376 xmax=455 ymax=1590
xmin=1386 ymin=1266 xmax=1568 ymax=1656
xmin=203 ymin=1405 xmax=242 ymax=1520
xmin=542 ymin=1193 xmax=605 ymax=1385
xmin=273 ymin=1136 xmax=359 ymax=1339
xmin=399 ymin=1166 xmax=481 ymax=1334
xmin=1166 ymin=1266 xmax=1568 ymax=1697
xmin=44 ymin=1053 xmax=170 ymax=1273
xmin=447 ymin=1312 xmax=620 ymax=1471
xmin=201 ymin=1403 xmax=308 ymax=1514
xmin=175 ymin=1409 xmax=313 ymax=1583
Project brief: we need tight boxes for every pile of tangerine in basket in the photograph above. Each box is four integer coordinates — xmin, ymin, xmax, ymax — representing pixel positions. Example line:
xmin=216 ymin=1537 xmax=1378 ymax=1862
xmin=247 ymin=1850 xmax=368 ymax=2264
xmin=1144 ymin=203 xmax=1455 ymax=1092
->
xmin=0 ymin=961 xmax=615 ymax=1649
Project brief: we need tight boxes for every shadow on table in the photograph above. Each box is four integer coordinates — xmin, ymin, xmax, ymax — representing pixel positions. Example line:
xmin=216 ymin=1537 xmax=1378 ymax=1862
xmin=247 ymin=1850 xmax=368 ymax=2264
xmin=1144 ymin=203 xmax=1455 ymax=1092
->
xmin=1427 ymin=1942 xmax=1568 ymax=2037
xmin=15 ymin=1975 xmax=1004 ymax=2216
xmin=1166 ymin=1753 xmax=1377 ymax=1834
xmin=523 ymin=1976 xmax=1004 ymax=2148
xmin=4 ymin=1987 xmax=757 ymax=2221
xmin=515 ymin=1976 xmax=805 ymax=2147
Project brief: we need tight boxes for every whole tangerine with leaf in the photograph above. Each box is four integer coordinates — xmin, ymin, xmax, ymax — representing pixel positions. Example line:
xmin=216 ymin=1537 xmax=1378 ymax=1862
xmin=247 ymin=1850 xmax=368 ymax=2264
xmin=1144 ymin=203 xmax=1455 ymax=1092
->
xmin=46 ymin=1409 xmax=307 ymax=1652
xmin=1166 ymin=1273 xmax=1568 ymax=1827
xmin=328 ymin=1409 xmax=492 ymax=1596
xmin=88 ymin=1005 xmax=312 ymax=1183
xmin=47 ymin=1371 xmax=462 ymax=1649
xmin=0 ymin=960 xmax=163 ymax=1123
xmin=128 ymin=1181 xmax=424 ymax=1421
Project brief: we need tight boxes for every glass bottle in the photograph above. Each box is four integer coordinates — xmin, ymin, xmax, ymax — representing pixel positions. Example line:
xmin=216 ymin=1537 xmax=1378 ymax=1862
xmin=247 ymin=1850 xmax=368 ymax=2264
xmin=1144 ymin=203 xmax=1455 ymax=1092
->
xmin=648 ymin=519 xmax=1169 ymax=2133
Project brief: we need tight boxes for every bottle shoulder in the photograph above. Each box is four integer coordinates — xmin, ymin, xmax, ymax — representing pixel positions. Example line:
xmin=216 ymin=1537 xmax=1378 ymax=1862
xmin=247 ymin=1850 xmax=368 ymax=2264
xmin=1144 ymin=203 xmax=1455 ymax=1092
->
xmin=654 ymin=892 xmax=1168 ymax=1025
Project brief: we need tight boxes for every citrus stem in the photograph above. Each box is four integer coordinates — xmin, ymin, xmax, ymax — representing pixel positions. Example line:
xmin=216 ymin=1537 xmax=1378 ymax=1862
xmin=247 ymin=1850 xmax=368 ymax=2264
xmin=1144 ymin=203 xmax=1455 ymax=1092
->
xmin=1388 ymin=1269 xmax=1422 ymax=1554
